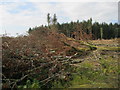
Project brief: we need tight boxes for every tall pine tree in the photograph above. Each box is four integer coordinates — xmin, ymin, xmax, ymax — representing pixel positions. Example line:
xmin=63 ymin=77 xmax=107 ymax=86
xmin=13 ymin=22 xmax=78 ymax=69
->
xmin=47 ymin=13 xmax=50 ymax=27
xmin=52 ymin=14 xmax=57 ymax=25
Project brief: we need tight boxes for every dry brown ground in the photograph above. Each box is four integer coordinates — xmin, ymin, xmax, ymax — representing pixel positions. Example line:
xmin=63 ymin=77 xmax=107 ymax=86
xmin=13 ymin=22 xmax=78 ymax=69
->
xmin=90 ymin=38 xmax=120 ymax=45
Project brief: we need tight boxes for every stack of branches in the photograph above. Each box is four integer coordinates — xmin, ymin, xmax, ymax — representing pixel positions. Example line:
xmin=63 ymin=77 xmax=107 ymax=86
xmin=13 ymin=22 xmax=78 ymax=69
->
xmin=2 ymin=29 xmax=75 ymax=88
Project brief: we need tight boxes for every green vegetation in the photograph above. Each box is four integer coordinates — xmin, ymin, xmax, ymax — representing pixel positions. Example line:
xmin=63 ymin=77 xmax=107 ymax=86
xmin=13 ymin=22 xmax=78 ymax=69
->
xmin=52 ymin=56 xmax=118 ymax=88
xmin=97 ymin=46 xmax=120 ymax=51
xmin=18 ymin=79 xmax=40 ymax=88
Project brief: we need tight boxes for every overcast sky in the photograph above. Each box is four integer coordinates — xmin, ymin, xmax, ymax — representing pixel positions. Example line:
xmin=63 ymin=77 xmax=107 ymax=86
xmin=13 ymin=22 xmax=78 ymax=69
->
xmin=0 ymin=0 xmax=119 ymax=36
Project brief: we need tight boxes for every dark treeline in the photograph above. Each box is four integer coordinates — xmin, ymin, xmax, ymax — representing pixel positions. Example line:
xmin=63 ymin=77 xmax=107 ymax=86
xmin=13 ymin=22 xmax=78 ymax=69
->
xmin=28 ymin=14 xmax=120 ymax=40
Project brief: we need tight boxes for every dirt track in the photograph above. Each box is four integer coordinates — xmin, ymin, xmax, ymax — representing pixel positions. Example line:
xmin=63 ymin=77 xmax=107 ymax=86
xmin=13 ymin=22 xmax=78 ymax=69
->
xmin=71 ymin=39 xmax=119 ymax=65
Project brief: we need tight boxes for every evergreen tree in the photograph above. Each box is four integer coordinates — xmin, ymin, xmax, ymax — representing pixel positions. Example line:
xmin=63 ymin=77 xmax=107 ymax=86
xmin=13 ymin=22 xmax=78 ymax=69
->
xmin=47 ymin=13 xmax=51 ymax=27
xmin=52 ymin=14 xmax=57 ymax=25
xmin=28 ymin=27 xmax=32 ymax=33
xmin=87 ymin=18 xmax=92 ymax=34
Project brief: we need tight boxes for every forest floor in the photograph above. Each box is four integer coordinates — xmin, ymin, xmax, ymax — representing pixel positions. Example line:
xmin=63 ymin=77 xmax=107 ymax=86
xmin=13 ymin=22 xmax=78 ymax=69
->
xmin=66 ymin=39 xmax=120 ymax=88
xmin=2 ymin=33 xmax=120 ymax=88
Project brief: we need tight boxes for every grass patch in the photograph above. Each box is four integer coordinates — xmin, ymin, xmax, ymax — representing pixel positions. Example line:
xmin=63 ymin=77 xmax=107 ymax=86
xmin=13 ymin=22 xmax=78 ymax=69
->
xmin=97 ymin=46 xmax=120 ymax=51
xmin=68 ymin=56 xmax=119 ymax=88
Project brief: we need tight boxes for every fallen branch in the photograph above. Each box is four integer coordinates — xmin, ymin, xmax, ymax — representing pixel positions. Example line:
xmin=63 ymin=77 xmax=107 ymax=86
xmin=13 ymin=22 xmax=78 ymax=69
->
xmin=11 ymin=74 xmax=28 ymax=89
